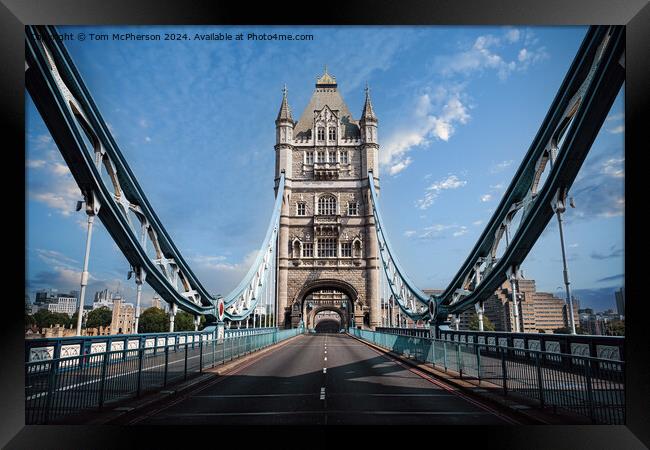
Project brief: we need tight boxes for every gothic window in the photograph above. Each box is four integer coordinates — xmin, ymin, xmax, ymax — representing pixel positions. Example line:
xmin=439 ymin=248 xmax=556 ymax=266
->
xmin=353 ymin=239 xmax=362 ymax=258
xmin=317 ymin=127 xmax=325 ymax=141
xmin=292 ymin=240 xmax=302 ymax=259
xmin=341 ymin=242 xmax=352 ymax=257
xmin=317 ymin=151 xmax=326 ymax=163
xmin=328 ymin=127 xmax=336 ymax=141
xmin=348 ymin=202 xmax=358 ymax=216
xmin=303 ymin=243 xmax=313 ymax=258
xmin=318 ymin=238 xmax=337 ymax=258
xmin=340 ymin=151 xmax=348 ymax=164
xmin=318 ymin=195 xmax=337 ymax=215
xmin=296 ymin=202 xmax=306 ymax=216
xmin=305 ymin=151 xmax=314 ymax=165
xmin=328 ymin=150 xmax=336 ymax=163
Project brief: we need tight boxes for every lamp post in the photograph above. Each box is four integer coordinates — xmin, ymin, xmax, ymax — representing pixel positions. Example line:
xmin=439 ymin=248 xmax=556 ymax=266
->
xmin=75 ymin=192 xmax=100 ymax=336
xmin=552 ymin=189 xmax=577 ymax=335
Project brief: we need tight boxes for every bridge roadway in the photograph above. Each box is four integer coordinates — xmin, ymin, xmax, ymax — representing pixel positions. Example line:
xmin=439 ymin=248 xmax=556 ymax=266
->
xmin=125 ymin=333 xmax=516 ymax=425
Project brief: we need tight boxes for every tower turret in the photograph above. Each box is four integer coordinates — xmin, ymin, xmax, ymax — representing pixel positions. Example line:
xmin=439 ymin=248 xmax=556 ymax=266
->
xmin=360 ymin=83 xmax=379 ymax=177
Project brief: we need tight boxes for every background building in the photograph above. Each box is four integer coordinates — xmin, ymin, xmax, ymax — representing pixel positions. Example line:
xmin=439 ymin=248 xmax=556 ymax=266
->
xmin=110 ymin=299 xmax=136 ymax=335
xmin=615 ymin=287 xmax=625 ymax=318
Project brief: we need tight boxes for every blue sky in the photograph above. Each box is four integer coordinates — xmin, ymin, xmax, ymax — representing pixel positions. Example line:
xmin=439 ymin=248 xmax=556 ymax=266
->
xmin=26 ymin=26 xmax=624 ymax=312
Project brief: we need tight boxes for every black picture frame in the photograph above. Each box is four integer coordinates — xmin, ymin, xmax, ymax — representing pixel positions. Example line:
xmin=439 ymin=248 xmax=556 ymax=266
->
xmin=4 ymin=0 xmax=648 ymax=447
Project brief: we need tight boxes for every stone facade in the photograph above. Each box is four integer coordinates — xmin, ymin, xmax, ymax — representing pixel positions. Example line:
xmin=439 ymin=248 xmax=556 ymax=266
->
xmin=274 ymin=70 xmax=381 ymax=329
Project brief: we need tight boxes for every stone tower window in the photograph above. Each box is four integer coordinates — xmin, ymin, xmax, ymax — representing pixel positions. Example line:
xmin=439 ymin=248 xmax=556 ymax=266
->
xmin=317 ymin=151 xmax=326 ymax=163
xmin=305 ymin=151 xmax=314 ymax=165
xmin=348 ymin=201 xmax=358 ymax=216
xmin=302 ymin=242 xmax=314 ymax=257
xmin=340 ymin=150 xmax=348 ymax=164
xmin=328 ymin=127 xmax=336 ymax=141
xmin=318 ymin=238 xmax=337 ymax=258
xmin=328 ymin=150 xmax=336 ymax=163
xmin=341 ymin=242 xmax=352 ymax=257
xmin=296 ymin=202 xmax=306 ymax=216
xmin=318 ymin=195 xmax=337 ymax=215
xmin=317 ymin=127 xmax=325 ymax=141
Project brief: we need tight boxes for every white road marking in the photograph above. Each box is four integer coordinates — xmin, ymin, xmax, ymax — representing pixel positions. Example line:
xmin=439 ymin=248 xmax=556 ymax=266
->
xmin=320 ymin=387 xmax=326 ymax=400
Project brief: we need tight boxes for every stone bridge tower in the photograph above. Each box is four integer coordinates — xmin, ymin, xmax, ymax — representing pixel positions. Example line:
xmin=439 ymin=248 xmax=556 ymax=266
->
xmin=274 ymin=68 xmax=381 ymax=330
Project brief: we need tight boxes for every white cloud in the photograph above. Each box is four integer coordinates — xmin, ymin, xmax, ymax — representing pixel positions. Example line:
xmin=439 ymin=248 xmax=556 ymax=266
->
xmin=437 ymin=29 xmax=548 ymax=81
xmin=145 ymin=136 xmax=152 ymax=142
xmin=415 ymin=174 xmax=467 ymax=210
xmin=607 ymin=125 xmax=624 ymax=134
xmin=26 ymin=159 xmax=46 ymax=169
xmin=490 ymin=160 xmax=514 ymax=173
xmin=404 ymin=230 xmax=417 ymax=238
xmin=601 ymin=158 xmax=624 ymax=178
xmin=381 ymin=89 xmax=470 ymax=176
xmin=388 ymin=156 xmax=412 ymax=175
xmin=505 ymin=29 xmax=520 ymax=43
xmin=413 ymin=223 xmax=469 ymax=239
xmin=480 ymin=194 xmax=492 ymax=202
xmin=472 ymin=220 xmax=483 ymax=226
xmin=453 ymin=226 xmax=468 ymax=237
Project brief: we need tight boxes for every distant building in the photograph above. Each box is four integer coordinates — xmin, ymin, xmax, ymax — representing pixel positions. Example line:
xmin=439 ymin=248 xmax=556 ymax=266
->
xmin=110 ymin=299 xmax=136 ymax=335
xmin=151 ymin=295 xmax=162 ymax=310
xmin=46 ymin=292 xmax=78 ymax=316
xmin=615 ymin=287 xmax=625 ymax=318
xmin=34 ymin=289 xmax=58 ymax=309
xmin=579 ymin=308 xmax=622 ymax=335
xmin=93 ymin=288 xmax=115 ymax=310
xmin=447 ymin=279 xmax=578 ymax=333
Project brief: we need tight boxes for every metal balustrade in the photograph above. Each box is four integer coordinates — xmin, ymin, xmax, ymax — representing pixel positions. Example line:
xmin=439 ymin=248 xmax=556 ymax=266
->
xmin=350 ymin=328 xmax=624 ymax=424
xmin=25 ymin=327 xmax=303 ymax=424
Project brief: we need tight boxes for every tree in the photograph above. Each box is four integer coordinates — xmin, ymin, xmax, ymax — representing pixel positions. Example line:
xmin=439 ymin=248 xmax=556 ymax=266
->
xmin=607 ymin=319 xmax=625 ymax=336
xmin=25 ymin=313 xmax=35 ymax=328
xmin=138 ymin=307 xmax=168 ymax=333
xmin=33 ymin=309 xmax=71 ymax=329
xmin=468 ymin=312 xmax=495 ymax=331
xmin=86 ymin=307 xmax=112 ymax=329
xmin=174 ymin=311 xmax=195 ymax=331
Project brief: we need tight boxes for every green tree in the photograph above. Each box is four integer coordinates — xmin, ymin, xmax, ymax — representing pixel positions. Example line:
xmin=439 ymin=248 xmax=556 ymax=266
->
xmin=33 ymin=309 xmax=71 ymax=328
xmin=468 ymin=312 xmax=495 ymax=331
xmin=86 ymin=306 xmax=112 ymax=329
xmin=138 ymin=307 xmax=169 ymax=333
xmin=174 ymin=311 xmax=195 ymax=331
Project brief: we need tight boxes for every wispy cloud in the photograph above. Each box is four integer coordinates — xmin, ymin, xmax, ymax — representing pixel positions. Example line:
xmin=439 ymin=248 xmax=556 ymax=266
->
xmin=480 ymin=194 xmax=492 ymax=202
xmin=490 ymin=160 xmax=514 ymax=174
xmin=388 ymin=156 xmax=412 ymax=175
xmin=382 ymin=88 xmax=470 ymax=175
xmin=591 ymin=246 xmax=623 ymax=260
xmin=595 ymin=273 xmax=624 ymax=283
xmin=405 ymin=223 xmax=470 ymax=240
xmin=435 ymin=28 xmax=549 ymax=81
xmin=415 ymin=174 xmax=467 ymax=209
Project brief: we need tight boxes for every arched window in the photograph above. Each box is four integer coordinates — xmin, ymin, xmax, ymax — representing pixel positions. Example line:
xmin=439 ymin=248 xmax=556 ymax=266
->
xmin=318 ymin=195 xmax=337 ymax=215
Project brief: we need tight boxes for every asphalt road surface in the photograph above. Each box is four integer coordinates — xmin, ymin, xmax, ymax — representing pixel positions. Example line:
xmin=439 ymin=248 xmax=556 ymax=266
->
xmin=128 ymin=333 xmax=514 ymax=425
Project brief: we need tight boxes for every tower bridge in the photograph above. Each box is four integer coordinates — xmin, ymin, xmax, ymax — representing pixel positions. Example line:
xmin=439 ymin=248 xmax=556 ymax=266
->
xmin=24 ymin=25 xmax=625 ymax=425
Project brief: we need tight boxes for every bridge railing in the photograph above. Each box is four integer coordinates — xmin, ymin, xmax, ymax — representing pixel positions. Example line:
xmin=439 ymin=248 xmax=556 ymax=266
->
xmin=375 ymin=327 xmax=624 ymax=362
xmin=350 ymin=328 xmax=624 ymax=424
xmin=25 ymin=327 xmax=303 ymax=424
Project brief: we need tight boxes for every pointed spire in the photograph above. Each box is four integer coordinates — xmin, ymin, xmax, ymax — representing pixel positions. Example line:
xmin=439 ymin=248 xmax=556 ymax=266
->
xmin=276 ymin=83 xmax=292 ymax=122
xmin=361 ymin=82 xmax=377 ymax=121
